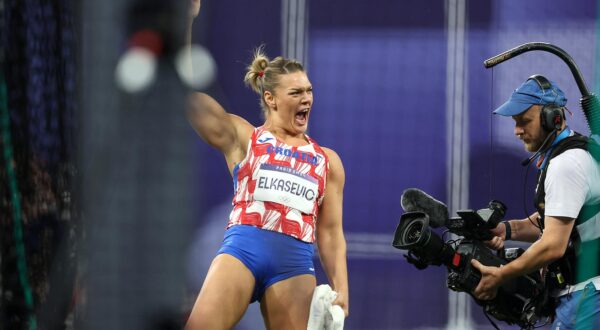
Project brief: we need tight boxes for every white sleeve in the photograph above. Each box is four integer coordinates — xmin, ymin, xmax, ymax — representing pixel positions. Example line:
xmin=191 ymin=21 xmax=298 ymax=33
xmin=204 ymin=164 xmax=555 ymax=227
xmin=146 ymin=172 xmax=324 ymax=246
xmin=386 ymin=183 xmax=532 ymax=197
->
xmin=543 ymin=149 xmax=591 ymax=218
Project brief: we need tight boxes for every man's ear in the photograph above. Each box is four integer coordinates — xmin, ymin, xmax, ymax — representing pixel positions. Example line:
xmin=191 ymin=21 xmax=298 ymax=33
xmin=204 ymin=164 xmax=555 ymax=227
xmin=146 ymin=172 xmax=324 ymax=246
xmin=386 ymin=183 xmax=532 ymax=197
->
xmin=264 ymin=91 xmax=276 ymax=110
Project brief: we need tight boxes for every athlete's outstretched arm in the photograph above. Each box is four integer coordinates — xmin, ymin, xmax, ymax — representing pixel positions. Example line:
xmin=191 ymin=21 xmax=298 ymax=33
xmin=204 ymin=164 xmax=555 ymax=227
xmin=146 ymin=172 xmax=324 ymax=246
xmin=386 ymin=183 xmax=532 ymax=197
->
xmin=316 ymin=148 xmax=349 ymax=316
xmin=187 ymin=0 xmax=201 ymax=44
xmin=187 ymin=94 xmax=252 ymax=155
xmin=186 ymin=0 xmax=253 ymax=171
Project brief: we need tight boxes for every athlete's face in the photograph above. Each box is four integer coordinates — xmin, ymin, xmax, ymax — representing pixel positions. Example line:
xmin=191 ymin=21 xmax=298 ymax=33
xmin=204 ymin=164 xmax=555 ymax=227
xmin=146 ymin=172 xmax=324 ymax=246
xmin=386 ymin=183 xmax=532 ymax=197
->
xmin=267 ymin=71 xmax=313 ymax=134
xmin=512 ymin=105 xmax=549 ymax=152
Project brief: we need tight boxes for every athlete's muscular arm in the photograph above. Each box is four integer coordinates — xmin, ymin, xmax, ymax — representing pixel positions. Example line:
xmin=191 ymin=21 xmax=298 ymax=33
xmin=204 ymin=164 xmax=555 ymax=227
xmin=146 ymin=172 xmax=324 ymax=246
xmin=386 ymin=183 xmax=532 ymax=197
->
xmin=187 ymin=94 xmax=253 ymax=172
xmin=187 ymin=0 xmax=201 ymax=44
xmin=185 ymin=0 xmax=252 ymax=172
xmin=316 ymin=147 xmax=349 ymax=316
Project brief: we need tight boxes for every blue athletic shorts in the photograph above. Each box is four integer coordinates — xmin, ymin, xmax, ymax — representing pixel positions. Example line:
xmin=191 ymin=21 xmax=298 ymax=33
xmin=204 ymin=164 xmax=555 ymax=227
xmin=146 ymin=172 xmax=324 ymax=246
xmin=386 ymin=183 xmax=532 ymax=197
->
xmin=217 ymin=225 xmax=316 ymax=303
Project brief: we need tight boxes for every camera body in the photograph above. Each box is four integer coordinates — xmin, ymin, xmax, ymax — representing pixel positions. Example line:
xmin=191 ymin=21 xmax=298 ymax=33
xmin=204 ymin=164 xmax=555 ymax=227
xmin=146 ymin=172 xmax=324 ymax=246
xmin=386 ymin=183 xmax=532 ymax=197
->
xmin=446 ymin=200 xmax=506 ymax=241
xmin=393 ymin=201 xmax=548 ymax=328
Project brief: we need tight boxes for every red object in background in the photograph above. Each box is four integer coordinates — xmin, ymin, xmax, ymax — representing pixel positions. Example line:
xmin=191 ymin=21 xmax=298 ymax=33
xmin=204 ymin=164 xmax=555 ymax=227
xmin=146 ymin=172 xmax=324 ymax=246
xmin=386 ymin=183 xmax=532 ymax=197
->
xmin=128 ymin=29 xmax=164 ymax=56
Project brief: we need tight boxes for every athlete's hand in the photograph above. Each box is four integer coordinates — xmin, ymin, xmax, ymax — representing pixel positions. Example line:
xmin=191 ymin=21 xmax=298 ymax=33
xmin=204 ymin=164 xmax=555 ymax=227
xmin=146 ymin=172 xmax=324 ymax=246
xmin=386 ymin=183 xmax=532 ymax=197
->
xmin=189 ymin=0 xmax=201 ymax=19
xmin=332 ymin=290 xmax=349 ymax=317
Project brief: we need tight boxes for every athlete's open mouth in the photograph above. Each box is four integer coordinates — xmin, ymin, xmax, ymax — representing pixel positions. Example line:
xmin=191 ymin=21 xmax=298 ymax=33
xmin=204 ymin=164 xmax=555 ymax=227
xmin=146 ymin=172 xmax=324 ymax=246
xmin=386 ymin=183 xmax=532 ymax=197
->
xmin=295 ymin=109 xmax=309 ymax=125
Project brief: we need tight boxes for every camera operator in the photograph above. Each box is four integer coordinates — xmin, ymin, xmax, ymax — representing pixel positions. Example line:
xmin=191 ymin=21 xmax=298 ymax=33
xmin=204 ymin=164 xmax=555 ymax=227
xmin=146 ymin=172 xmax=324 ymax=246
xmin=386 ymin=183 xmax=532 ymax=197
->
xmin=470 ymin=75 xmax=600 ymax=329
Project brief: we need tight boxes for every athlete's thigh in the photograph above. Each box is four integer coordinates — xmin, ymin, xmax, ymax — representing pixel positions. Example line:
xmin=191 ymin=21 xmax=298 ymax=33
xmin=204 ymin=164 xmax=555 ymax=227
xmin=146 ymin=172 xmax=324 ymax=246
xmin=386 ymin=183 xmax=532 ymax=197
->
xmin=186 ymin=254 xmax=256 ymax=330
xmin=260 ymin=274 xmax=316 ymax=330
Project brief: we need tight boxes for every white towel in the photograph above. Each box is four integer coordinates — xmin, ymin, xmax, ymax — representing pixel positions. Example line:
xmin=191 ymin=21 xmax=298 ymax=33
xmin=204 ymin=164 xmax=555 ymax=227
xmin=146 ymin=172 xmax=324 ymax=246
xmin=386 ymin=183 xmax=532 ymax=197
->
xmin=307 ymin=284 xmax=345 ymax=330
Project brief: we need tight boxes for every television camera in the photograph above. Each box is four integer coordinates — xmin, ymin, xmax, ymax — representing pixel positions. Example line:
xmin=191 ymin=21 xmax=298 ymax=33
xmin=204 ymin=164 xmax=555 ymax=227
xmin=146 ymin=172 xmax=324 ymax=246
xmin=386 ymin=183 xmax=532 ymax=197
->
xmin=392 ymin=188 xmax=553 ymax=329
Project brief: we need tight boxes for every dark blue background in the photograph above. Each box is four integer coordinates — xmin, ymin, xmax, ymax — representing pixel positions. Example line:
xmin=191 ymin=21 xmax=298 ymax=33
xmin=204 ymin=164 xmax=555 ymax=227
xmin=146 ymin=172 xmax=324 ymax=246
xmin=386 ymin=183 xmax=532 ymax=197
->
xmin=188 ymin=0 xmax=598 ymax=328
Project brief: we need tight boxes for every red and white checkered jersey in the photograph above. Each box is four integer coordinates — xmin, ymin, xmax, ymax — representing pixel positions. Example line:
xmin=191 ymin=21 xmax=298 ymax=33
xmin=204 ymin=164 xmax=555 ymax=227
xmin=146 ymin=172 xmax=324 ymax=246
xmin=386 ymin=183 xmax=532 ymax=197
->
xmin=227 ymin=126 xmax=330 ymax=243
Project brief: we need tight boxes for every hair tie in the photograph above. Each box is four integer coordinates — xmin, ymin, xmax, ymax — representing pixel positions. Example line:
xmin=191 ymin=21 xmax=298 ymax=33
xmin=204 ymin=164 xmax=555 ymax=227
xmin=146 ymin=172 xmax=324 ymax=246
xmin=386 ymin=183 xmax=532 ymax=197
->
xmin=257 ymin=71 xmax=264 ymax=78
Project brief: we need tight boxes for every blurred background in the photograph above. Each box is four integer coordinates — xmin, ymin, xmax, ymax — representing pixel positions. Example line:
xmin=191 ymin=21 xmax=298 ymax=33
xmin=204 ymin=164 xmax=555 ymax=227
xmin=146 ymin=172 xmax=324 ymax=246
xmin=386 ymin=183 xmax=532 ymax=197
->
xmin=1 ymin=0 xmax=598 ymax=329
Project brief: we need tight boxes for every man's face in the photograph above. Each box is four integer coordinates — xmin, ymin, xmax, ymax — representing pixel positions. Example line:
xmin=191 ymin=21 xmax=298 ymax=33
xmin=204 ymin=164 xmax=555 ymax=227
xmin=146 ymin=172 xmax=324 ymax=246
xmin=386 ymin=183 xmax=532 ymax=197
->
xmin=512 ymin=105 xmax=550 ymax=152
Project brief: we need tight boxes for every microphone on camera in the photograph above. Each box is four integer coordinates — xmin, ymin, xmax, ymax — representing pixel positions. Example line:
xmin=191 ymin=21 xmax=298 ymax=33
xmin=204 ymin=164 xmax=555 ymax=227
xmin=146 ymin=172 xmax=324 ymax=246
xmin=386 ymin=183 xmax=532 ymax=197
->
xmin=400 ymin=188 xmax=449 ymax=228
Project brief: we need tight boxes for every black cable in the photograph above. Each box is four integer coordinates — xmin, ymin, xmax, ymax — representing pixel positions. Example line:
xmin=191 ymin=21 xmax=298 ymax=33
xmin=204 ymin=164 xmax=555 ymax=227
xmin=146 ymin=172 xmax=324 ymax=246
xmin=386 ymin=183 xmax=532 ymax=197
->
xmin=533 ymin=317 xmax=551 ymax=328
xmin=445 ymin=237 xmax=461 ymax=249
xmin=490 ymin=68 xmax=495 ymax=201
xmin=522 ymin=160 xmax=543 ymax=232
xmin=521 ymin=128 xmax=560 ymax=232
xmin=483 ymin=308 xmax=501 ymax=330
xmin=442 ymin=229 xmax=451 ymax=241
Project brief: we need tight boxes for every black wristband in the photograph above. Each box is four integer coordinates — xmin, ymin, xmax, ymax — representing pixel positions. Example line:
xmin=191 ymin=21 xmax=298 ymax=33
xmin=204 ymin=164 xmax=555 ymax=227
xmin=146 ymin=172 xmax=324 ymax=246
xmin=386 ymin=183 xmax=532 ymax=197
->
xmin=503 ymin=221 xmax=511 ymax=241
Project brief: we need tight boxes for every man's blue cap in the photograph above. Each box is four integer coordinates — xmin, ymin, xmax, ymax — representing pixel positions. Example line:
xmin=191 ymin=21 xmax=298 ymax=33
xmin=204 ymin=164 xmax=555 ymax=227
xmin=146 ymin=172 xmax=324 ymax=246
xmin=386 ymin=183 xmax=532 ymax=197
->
xmin=493 ymin=78 xmax=567 ymax=116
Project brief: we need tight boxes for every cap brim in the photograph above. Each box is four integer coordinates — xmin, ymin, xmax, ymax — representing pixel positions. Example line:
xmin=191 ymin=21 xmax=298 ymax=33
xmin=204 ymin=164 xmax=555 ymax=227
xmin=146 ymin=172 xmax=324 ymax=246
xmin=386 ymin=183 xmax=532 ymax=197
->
xmin=493 ymin=99 xmax=532 ymax=116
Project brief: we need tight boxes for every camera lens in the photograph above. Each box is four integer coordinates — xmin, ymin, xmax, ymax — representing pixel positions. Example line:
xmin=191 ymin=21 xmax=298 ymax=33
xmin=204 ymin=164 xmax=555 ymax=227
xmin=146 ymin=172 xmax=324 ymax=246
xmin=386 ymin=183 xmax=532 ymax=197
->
xmin=403 ymin=219 xmax=425 ymax=244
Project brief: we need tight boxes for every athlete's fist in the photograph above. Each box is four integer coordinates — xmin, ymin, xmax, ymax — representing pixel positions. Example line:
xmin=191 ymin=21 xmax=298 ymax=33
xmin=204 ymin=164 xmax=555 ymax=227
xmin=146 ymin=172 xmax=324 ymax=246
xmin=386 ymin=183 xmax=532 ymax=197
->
xmin=189 ymin=0 xmax=201 ymax=19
